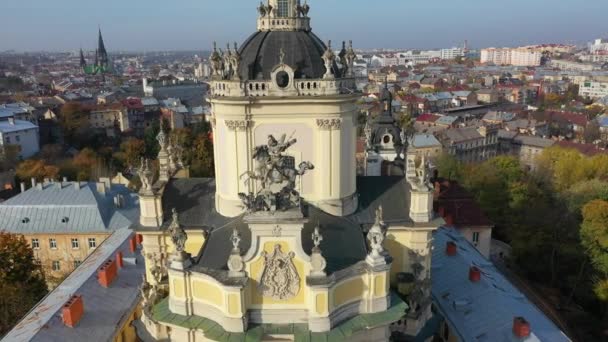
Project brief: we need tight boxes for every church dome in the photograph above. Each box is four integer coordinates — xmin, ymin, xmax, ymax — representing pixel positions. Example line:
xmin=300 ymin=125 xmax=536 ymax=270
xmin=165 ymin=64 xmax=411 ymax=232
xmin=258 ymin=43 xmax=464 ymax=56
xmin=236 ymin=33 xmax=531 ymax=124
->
xmin=238 ymin=30 xmax=332 ymax=81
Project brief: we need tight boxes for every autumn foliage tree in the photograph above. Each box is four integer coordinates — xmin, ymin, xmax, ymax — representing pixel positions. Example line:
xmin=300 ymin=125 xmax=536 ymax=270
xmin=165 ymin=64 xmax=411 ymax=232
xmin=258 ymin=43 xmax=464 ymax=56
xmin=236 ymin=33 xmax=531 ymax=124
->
xmin=15 ymin=159 xmax=60 ymax=182
xmin=0 ymin=231 xmax=47 ymax=335
xmin=580 ymin=200 xmax=608 ymax=303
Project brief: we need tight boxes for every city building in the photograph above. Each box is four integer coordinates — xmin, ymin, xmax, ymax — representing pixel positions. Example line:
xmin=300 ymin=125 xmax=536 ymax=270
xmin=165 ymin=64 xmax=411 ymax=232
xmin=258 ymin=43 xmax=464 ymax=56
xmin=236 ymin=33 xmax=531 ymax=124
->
xmin=579 ymin=80 xmax=608 ymax=99
xmin=550 ymin=59 xmax=599 ymax=72
xmin=90 ymin=105 xmax=130 ymax=136
xmin=481 ymin=47 xmax=542 ymax=66
xmin=0 ymin=115 xmax=39 ymax=159
xmin=589 ymin=38 xmax=608 ymax=54
xmin=409 ymin=133 xmax=443 ymax=159
xmin=440 ymin=47 xmax=465 ymax=60
xmin=2 ymin=228 xmax=144 ymax=342
xmin=0 ymin=179 xmax=139 ymax=284
xmin=498 ymin=131 xmax=555 ymax=171
xmin=433 ymin=180 xmax=493 ymax=257
xmin=437 ymin=125 xmax=499 ymax=162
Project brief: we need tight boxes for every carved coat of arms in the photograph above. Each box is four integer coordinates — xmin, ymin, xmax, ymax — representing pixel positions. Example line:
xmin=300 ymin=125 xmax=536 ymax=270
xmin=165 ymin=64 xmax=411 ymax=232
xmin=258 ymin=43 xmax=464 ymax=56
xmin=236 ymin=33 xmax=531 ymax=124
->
xmin=258 ymin=245 xmax=300 ymax=300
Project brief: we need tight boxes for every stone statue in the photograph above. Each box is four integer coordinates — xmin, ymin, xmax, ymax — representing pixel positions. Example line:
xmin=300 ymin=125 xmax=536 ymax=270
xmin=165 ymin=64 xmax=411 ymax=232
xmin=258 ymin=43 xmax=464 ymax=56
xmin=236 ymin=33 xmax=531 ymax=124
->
xmin=239 ymin=133 xmax=314 ymax=212
xmin=138 ymin=157 xmax=153 ymax=195
xmin=366 ymin=206 xmax=387 ymax=265
xmin=258 ymin=1 xmax=267 ymax=16
xmin=157 ymin=119 xmax=167 ymax=150
xmin=168 ymin=208 xmax=188 ymax=255
xmin=322 ymin=40 xmax=335 ymax=79
xmin=312 ymin=225 xmax=323 ymax=248
xmin=364 ymin=115 xmax=372 ymax=150
xmin=258 ymin=244 xmax=300 ymax=300
xmin=223 ymin=44 xmax=233 ymax=80
xmin=228 ymin=228 xmax=246 ymax=277
xmin=210 ymin=42 xmax=223 ymax=77
xmin=411 ymin=155 xmax=432 ymax=191
xmin=310 ymin=225 xmax=327 ymax=278
xmin=230 ymin=42 xmax=241 ymax=80
xmin=300 ymin=0 xmax=310 ymax=17
xmin=339 ymin=41 xmax=348 ymax=76
xmin=279 ymin=47 xmax=286 ymax=65
xmin=345 ymin=40 xmax=356 ymax=77
xmin=231 ymin=228 xmax=241 ymax=251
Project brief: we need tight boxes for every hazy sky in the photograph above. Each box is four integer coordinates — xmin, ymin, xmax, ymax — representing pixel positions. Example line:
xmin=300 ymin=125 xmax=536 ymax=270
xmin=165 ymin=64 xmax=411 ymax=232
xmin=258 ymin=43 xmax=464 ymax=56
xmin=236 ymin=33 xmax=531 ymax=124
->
xmin=1 ymin=0 xmax=607 ymax=52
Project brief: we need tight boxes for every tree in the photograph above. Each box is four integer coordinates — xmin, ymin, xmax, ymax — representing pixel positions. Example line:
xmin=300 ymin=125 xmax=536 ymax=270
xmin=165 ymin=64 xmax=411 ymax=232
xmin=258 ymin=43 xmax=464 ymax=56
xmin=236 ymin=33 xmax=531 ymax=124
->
xmin=59 ymin=102 xmax=91 ymax=147
xmin=580 ymin=200 xmax=608 ymax=302
xmin=435 ymin=153 xmax=463 ymax=181
xmin=0 ymin=231 xmax=47 ymax=335
xmin=15 ymin=159 xmax=60 ymax=182
xmin=190 ymin=134 xmax=215 ymax=177
xmin=584 ymin=120 xmax=601 ymax=144
xmin=119 ymin=138 xmax=146 ymax=169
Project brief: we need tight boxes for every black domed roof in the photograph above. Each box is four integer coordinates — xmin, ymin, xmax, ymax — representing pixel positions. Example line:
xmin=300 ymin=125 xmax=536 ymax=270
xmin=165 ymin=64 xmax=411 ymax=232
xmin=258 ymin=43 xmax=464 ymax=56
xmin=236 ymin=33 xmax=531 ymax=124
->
xmin=238 ymin=30 xmax=331 ymax=81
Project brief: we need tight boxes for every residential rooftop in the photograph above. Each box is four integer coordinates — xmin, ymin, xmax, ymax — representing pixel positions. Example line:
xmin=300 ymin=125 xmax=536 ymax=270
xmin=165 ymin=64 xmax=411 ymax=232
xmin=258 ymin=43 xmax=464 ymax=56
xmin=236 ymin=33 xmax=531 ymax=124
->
xmin=432 ymin=227 xmax=571 ymax=342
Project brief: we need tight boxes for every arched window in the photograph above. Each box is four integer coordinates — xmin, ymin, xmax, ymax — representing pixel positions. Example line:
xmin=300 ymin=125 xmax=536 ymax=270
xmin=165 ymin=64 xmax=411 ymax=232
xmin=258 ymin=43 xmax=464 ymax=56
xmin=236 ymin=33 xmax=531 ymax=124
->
xmin=277 ymin=0 xmax=289 ymax=17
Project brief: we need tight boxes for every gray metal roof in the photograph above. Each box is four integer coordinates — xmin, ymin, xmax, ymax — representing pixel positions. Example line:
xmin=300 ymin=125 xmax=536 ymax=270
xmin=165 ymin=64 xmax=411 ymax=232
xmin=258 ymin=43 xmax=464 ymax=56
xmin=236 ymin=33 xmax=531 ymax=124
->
xmin=0 ymin=182 xmax=139 ymax=234
xmin=432 ymin=227 xmax=571 ymax=342
xmin=2 ymin=228 xmax=144 ymax=342
xmin=160 ymin=176 xmax=413 ymax=275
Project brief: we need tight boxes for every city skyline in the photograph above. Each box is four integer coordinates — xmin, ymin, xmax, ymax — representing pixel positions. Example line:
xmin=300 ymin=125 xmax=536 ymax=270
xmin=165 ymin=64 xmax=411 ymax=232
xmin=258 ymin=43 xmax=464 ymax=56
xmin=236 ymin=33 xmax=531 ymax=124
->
xmin=0 ymin=0 xmax=607 ymax=52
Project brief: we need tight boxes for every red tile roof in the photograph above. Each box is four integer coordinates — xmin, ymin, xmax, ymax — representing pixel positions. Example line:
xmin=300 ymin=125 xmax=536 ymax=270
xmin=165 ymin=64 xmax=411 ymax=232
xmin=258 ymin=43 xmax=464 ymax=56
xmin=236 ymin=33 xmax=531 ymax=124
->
xmin=556 ymin=141 xmax=608 ymax=156
xmin=416 ymin=113 xmax=441 ymax=123
xmin=433 ymin=179 xmax=493 ymax=228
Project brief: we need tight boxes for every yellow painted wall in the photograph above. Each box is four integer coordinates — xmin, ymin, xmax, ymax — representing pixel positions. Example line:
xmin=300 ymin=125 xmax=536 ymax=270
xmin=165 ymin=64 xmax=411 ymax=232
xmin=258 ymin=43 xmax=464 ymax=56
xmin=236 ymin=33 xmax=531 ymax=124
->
xmin=172 ymin=278 xmax=185 ymax=298
xmin=315 ymin=292 xmax=328 ymax=315
xmin=113 ymin=305 xmax=141 ymax=342
xmin=24 ymin=232 xmax=111 ymax=284
xmin=374 ymin=275 xmax=386 ymax=297
xmin=192 ymin=279 xmax=223 ymax=308
xmin=248 ymin=241 xmax=307 ymax=306
xmin=331 ymin=276 xmax=366 ymax=308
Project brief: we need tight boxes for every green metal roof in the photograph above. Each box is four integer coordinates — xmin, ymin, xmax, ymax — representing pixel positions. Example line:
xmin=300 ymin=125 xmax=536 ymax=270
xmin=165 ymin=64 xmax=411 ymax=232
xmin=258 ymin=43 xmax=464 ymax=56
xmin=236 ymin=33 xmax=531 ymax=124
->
xmin=151 ymin=292 xmax=408 ymax=342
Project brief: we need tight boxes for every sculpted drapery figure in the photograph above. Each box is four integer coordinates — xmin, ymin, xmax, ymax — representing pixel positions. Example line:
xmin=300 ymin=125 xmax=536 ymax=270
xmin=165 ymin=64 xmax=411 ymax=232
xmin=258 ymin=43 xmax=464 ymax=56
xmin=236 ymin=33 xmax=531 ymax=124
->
xmin=239 ymin=133 xmax=314 ymax=212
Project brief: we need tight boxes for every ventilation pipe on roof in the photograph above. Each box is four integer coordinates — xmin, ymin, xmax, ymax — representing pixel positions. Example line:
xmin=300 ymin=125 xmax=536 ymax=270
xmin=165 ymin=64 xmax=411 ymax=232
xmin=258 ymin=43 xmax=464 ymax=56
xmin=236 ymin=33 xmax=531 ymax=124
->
xmin=31 ymin=178 xmax=36 ymax=188
xmin=513 ymin=317 xmax=531 ymax=339
xmin=446 ymin=241 xmax=457 ymax=256
xmin=469 ymin=266 xmax=481 ymax=282
xmin=20 ymin=183 xmax=25 ymax=193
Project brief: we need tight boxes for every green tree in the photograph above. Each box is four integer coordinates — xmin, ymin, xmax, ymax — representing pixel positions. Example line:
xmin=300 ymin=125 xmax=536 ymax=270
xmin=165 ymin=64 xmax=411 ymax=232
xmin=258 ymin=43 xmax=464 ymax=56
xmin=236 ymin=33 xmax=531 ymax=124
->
xmin=580 ymin=200 xmax=608 ymax=302
xmin=119 ymin=138 xmax=146 ymax=168
xmin=59 ymin=102 xmax=91 ymax=147
xmin=0 ymin=231 xmax=47 ymax=335
xmin=190 ymin=134 xmax=215 ymax=177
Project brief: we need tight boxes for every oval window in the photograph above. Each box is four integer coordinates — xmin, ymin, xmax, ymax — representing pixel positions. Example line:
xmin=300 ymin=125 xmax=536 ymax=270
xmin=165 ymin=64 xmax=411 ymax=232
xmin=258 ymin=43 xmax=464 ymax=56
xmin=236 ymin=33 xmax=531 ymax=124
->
xmin=276 ymin=71 xmax=290 ymax=88
xmin=383 ymin=134 xmax=392 ymax=144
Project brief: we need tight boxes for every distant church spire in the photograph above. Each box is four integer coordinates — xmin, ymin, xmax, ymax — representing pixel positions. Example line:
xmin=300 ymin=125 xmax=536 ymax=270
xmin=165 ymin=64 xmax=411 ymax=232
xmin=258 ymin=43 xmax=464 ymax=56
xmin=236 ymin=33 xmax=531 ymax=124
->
xmin=79 ymin=48 xmax=87 ymax=68
xmin=97 ymin=27 xmax=108 ymax=67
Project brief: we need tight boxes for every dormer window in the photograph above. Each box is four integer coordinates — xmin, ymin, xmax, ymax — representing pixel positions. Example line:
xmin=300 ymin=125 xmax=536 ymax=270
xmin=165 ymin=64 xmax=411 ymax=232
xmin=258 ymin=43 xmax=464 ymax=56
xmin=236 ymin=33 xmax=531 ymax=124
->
xmin=62 ymin=217 xmax=70 ymax=223
xmin=22 ymin=217 xmax=30 ymax=224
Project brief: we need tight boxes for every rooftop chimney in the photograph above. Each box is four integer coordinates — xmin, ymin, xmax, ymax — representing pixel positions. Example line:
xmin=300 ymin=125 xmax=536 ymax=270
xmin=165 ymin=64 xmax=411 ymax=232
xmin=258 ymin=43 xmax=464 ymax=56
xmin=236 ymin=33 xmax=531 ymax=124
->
xmin=96 ymin=182 xmax=106 ymax=195
xmin=31 ymin=178 xmax=36 ymax=188
xmin=97 ymin=259 xmax=118 ymax=288
xmin=513 ymin=317 xmax=531 ymax=339
xmin=446 ymin=241 xmax=457 ymax=256
xmin=469 ymin=266 xmax=481 ymax=283
xmin=20 ymin=182 xmax=25 ymax=193
xmin=62 ymin=295 xmax=84 ymax=328
xmin=8 ymin=117 xmax=15 ymax=125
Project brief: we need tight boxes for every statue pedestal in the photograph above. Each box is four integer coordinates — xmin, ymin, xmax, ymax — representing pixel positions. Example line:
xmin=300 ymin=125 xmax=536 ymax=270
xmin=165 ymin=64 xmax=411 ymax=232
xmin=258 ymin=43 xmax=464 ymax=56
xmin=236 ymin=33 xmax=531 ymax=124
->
xmin=170 ymin=252 xmax=192 ymax=270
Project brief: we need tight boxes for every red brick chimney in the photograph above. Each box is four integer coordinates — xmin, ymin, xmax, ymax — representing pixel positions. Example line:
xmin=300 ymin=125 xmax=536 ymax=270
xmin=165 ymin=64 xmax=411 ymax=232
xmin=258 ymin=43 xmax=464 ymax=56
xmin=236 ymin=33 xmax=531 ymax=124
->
xmin=513 ymin=317 xmax=531 ymax=338
xmin=116 ymin=251 xmax=123 ymax=268
xmin=98 ymin=259 xmax=117 ymax=288
xmin=62 ymin=295 xmax=84 ymax=328
xmin=136 ymin=234 xmax=143 ymax=245
xmin=469 ymin=266 xmax=481 ymax=282
xmin=446 ymin=241 xmax=457 ymax=256
xmin=446 ymin=214 xmax=454 ymax=226
xmin=129 ymin=236 xmax=137 ymax=253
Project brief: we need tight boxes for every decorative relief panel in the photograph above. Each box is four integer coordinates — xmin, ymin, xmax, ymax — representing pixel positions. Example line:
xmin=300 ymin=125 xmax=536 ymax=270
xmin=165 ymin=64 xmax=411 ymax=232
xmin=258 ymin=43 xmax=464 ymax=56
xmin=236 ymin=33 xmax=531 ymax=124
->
xmin=258 ymin=244 xmax=300 ymax=300
xmin=225 ymin=120 xmax=251 ymax=131
xmin=316 ymin=118 xmax=342 ymax=130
